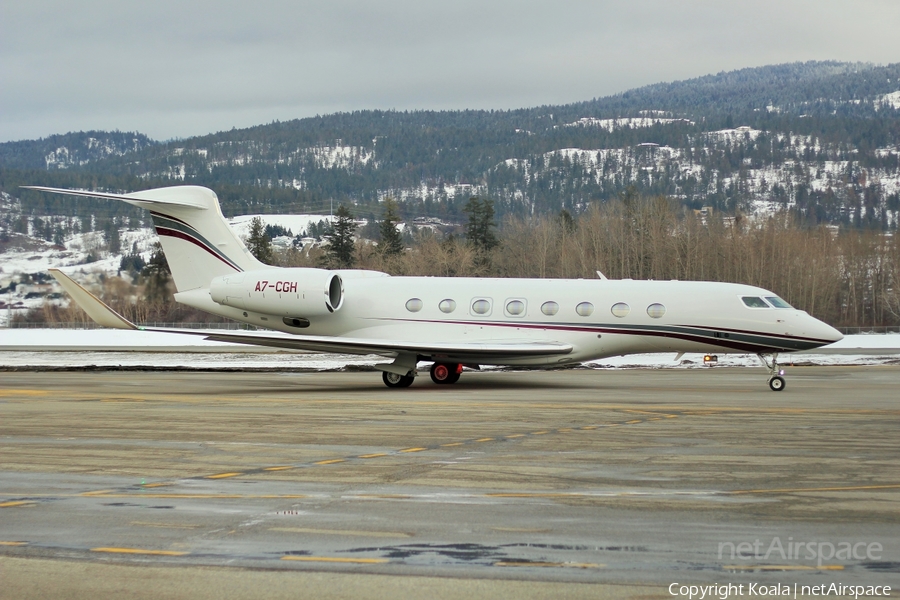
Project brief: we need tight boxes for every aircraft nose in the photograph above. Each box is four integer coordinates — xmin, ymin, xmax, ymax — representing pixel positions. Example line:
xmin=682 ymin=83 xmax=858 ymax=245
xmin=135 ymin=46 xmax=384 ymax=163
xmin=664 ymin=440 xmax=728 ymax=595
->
xmin=810 ymin=317 xmax=843 ymax=345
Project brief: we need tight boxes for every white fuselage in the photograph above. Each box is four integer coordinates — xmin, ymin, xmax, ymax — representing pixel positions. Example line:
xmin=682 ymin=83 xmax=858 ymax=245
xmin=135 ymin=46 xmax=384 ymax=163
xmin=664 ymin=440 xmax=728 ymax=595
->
xmin=179 ymin=272 xmax=843 ymax=366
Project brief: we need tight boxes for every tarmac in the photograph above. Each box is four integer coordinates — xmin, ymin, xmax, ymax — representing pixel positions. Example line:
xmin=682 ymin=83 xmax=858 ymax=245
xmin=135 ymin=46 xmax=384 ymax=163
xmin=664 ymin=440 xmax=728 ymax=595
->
xmin=1 ymin=366 xmax=899 ymax=599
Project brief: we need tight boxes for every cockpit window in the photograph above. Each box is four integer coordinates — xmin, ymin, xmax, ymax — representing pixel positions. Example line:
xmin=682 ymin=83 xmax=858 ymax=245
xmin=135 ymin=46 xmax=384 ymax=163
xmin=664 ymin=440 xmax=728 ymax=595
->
xmin=765 ymin=296 xmax=792 ymax=309
xmin=741 ymin=296 xmax=770 ymax=308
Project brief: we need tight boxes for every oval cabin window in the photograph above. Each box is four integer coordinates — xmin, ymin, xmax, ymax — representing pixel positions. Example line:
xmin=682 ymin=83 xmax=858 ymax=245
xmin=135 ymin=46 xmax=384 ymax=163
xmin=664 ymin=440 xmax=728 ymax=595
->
xmin=471 ymin=299 xmax=491 ymax=315
xmin=611 ymin=302 xmax=630 ymax=318
xmin=541 ymin=301 xmax=559 ymax=316
xmin=439 ymin=299 xmax=457 ymax=313
xmin=575 ymin=302 xmax=594 ymax=317
xmin=647 ymin=303 xmax=666 ymax=319
xmin=506 ymin=300 xmax=525 ymax=316
xmin=405 ymin=298 xmax=423 ymax=312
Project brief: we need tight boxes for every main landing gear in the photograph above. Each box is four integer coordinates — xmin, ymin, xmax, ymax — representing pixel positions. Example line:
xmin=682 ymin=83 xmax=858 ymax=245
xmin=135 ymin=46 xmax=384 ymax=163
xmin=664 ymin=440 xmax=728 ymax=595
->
xmin=380 ymin=363 xmax=464 ymax=388
xmin=758 ymin=353 xmax=786 ymax=392
xmin=430 ymin=362 xmax=462 ymax=385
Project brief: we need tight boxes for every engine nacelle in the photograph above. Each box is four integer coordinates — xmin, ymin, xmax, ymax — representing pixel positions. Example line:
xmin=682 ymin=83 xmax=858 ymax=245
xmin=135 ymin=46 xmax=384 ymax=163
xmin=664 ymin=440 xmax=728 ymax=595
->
xmin=209 ymin=268 xmax=343 ymax=319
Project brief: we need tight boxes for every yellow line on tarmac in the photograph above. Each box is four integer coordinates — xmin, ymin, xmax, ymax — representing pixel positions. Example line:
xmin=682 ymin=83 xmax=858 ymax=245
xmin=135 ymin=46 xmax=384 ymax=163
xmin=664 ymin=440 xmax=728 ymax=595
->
xmin=80 ymin=490 xmax=116 ymax=496
xmin=557 ymin=428 xmax=573 ymax=433
xmin=440 ymin=442 xmax=464 ymax=447
xmin=315 ymin=459 xmax=346 ymax=465
xmin=505 ymin=434 xmax=526 ymax=438
xmin=0 ymin=541 xmax=28 ymax=546
xmin=730 ymin=484 xmax=900 ymax=495
xmin=140 ymin=483 xmax=172 ymax=488
xmin=625 ymin=420 xmax=642 ymax=424
xmin=531 ymin=431 xmax=548 ymax=435
xmin=263 ymin=466 xmax=295 ymax=471
xmin=0 ymin=389 xmax=48 ymax=397
xmin=92 ymin=547 xmax=188 ymax=556
xmin=399 ymin=447 xmax=426 ymax=453
xmin=580 ymin=426 xmax=598 ymax=430
xmin=205 ymin=472 xmax=243 ymax=479
xmin=281 ymin=556 xmax=389 ymax=564
xmin=0 ymin=501 xmax=34 ymax=508
xmin=475 ymin=438 xmax=494 ymax=442
xmin=358 ymin=453 xmax=387 ymax=459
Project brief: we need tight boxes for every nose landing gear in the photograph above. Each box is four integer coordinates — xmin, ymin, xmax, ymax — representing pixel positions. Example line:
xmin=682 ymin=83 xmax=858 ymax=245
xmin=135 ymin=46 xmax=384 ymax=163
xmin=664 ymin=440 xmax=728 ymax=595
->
xmin=758 ymin=353 xmax=786 ymax=392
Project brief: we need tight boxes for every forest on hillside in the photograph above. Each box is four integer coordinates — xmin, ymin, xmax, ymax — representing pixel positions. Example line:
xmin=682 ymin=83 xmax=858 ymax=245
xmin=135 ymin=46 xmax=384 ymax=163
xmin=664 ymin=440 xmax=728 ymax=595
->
xmin=19 ymin=192 xmax=900 ymax=330
xmin=2 ymin=61 xmax=900 ymax=227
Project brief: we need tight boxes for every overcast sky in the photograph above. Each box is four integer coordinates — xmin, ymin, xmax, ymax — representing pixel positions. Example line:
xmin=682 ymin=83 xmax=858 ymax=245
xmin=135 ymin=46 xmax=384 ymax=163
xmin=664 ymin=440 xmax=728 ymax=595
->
xmin=2 ymin=0 xmax=898 ymax=143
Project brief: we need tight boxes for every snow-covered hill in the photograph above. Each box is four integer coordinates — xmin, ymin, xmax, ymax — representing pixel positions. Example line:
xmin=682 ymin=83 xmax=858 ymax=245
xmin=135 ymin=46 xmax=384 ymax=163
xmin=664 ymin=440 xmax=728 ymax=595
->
xmin=0 ymin=212 xmax=336 ymax=325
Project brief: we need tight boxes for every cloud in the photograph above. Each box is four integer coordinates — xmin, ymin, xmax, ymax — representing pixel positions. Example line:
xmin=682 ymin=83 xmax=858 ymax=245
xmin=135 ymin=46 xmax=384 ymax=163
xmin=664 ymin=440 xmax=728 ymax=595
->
xmin=2 ymin=0 xmax=899 ymax=142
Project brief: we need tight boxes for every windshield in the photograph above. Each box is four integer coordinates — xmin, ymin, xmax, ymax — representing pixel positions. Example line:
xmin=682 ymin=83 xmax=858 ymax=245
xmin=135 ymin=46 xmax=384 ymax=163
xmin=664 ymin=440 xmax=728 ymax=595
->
xmin=741 ymin=296 xmax=770 ymax=308
xmin=765 ymin=296 xmax=792 ymax=308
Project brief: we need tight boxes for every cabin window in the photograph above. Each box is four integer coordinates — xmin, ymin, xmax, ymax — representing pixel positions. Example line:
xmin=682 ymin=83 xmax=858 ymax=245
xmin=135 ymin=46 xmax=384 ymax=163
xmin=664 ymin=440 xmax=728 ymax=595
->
xmin=611 ymin=302 xmax=630 ymax=318
xmin=471 ymin=298 xmax=492 ymax=315
xmin=765 ymin=296 xmax=792 ymax=308
xmin=505 ymin=299 xmax=526 ymax=316
xmin=647 ymin=303 xmax=666 ymax=319
xmin=741 ymin=296 xmax=770 ymax=309
xmin=541 ymin=301 xmax=559 ymax=316
xmin=439 ymin=299 xmax=457 ymax=313
xmin=405 ymin=298 xmax=423 ymax=312
xmin=575 ymin=302 xmax=594 ymax=317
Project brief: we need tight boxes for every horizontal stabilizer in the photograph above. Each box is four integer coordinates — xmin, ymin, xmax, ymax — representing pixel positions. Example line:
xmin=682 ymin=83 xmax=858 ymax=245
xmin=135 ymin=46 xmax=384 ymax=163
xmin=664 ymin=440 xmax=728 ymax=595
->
xmin=48 ymin=269 xmax=137 ymax=330
xmin=22 ymin=185 xmax=211 ymax=210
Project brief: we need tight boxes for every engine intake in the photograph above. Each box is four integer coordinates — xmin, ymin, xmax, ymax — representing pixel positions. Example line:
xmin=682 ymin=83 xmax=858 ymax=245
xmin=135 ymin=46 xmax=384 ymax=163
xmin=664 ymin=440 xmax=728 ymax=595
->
xmin=209 ymin=268 xmax=343 ymax=318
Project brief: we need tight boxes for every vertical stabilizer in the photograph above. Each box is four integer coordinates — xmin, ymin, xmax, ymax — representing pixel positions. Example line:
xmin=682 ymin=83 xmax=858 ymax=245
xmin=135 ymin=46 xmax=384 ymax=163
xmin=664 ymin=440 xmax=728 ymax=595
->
xmin=24 ymin=185 xmax=267 ymax=291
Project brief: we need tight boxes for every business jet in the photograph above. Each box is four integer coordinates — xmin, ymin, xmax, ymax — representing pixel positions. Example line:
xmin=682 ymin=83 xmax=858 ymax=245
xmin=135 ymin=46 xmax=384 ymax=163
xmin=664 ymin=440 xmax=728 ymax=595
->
xmin=26 ymin=185 xmax=842 ymax=391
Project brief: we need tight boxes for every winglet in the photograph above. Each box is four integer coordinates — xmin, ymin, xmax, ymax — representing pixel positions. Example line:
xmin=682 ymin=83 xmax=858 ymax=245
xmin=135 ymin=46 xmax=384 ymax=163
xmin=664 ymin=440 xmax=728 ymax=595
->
xmin=48 ymin=269 xmax=138 ymax=330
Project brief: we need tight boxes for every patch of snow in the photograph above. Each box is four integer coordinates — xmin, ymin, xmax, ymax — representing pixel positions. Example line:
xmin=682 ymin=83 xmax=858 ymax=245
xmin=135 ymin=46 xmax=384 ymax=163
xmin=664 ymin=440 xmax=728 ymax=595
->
xmin=876 ymin=91 xmax=900 ymax=110
xmin=565 ymin=117 xmax=694 ymax=131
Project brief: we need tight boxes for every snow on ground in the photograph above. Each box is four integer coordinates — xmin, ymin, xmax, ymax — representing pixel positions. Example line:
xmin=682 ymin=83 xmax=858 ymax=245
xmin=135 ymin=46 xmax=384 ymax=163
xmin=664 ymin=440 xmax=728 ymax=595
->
xmin=0 ymin=329 xmax=897 ymax=370
xmin=228 ymin=214 xmax=334 ymax=240
xmin=877 ymin=91 xmax=900 ymax=110
xmin=564 ymin=117 xmax=694 ymax=131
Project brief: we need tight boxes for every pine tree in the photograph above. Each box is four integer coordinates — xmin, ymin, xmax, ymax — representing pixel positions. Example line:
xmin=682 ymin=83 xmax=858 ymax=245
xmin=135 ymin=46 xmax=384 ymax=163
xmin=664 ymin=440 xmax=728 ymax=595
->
xmin=321 ymin=204 xmax=357 ymax=268
xmin=378 ymin=198 xmax=404 ymax=257
xmin=463 ymin=196 xmax=498 ymax=253
xmin=247 ymin=216 xmax=274 ymax=264
xmin=141 ymin=243 xmax=171 ymax=304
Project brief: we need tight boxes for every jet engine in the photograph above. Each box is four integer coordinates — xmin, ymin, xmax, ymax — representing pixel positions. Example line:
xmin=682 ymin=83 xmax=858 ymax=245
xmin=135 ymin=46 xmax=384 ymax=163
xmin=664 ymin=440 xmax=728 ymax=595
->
xmin=209 ymin=268 xmax=343 ymax=319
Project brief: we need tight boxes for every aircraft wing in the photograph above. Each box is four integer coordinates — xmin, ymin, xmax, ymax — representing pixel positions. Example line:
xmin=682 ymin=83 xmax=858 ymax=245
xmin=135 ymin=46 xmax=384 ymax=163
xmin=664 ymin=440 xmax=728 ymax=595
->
xmin=48 ymin=269 xmax=572 ymax=362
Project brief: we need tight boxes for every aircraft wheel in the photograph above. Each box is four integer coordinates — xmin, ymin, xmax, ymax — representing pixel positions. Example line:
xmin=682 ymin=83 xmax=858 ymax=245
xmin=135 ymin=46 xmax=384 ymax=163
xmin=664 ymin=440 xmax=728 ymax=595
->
xmin=430 ymin=363 xmax=461 ymax=384
xmin=383 ymin=371 xmax=415 ymax=388
xmin=431 ymin=363 xmax=456 ymax=383
xmin=768 ymin=376 xmax=786 ymax=392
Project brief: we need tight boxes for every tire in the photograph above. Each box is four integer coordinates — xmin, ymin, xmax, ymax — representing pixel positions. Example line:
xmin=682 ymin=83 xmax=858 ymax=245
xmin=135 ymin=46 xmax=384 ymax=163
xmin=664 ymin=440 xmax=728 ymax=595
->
xmin=769 ymin=376 xmax=786 ymax=392
xmin=430 ymin=363 xmax=461 ymax=384
xmin=383 ymin=371 xmax=415 ymax=388
xmin=431 ymin=363 xmax=462 ymax=384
